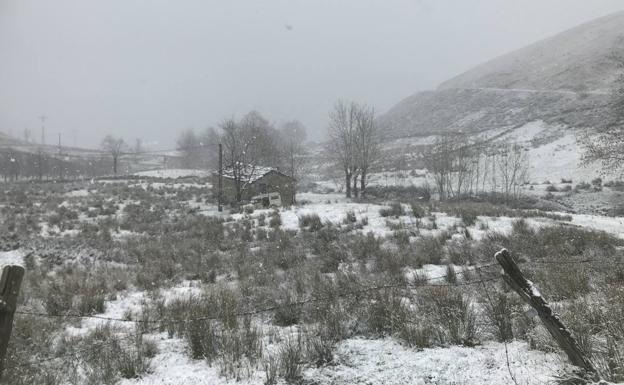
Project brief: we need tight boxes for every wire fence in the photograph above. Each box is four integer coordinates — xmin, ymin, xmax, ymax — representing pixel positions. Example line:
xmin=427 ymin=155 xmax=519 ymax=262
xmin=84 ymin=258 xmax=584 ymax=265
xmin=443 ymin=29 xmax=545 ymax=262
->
xmin=13 ymin=262 xmax=502 ymax=325
xmin=5 ymin=255 xmax=621 ymax=380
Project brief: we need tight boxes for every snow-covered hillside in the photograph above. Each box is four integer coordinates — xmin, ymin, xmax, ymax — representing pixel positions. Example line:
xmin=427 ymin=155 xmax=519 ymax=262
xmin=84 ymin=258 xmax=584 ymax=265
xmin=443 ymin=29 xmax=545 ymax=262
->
xmin=377 ymin=11 xmax=624 ymax=139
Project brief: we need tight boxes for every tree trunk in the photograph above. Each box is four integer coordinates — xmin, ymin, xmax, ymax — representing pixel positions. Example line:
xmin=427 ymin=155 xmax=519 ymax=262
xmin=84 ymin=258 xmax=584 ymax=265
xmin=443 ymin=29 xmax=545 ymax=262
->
xmin=353 ymin=174 xmax=359 ymax=198
xmin=113 ymin=156 xmax=118 ymax=175
xmin=345 ymin=172 xmax=352 ymax=198
xmin=360 ymin=170 xmax=367 ymax=197
xmin=235 ymin=180 xmax=242 ymax=203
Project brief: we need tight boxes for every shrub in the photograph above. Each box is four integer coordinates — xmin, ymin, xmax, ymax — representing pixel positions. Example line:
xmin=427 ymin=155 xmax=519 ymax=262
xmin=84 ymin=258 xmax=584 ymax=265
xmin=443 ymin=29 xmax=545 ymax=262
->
xmin=379 ymin=202 xmax=404 ymax=218
xmin=545 ymin=185 xmax=558 ymax=192
xmin=351 ymin=232 xmax=381 ymax=261
xmin=305 ymin=329 xmax=335 ymax=367
xmin=263 ymin=355 xmax=279 ymax=385
xmin=444 ymin=264 xmax=457 ymax=284
xmin=278 ymin=335 xmax=304 ymax=383
xmin=414 ymin=235 xmax=445 ymax=265
xmin=365 ymin=290 xmax=408 ymax=336
xmin=299 ymin=214 xmax=323 ymax=232
xmin=410 ymin=203 xmax=426 ymax=219
xmin=269 ymin=210 xmax=282 ymax=228
xmin=481 ymin=291 xmax=516 ymax=342
xmin=419 ymin=287 xmax=478 ymax=346
xmin=398 ymin=322 xmax=434 ymax=350
xmin=273 ymin=294 xmax=302 ymax=327
xmin=343 ymin=210 xmax=357 ymax=224
xmin=366 ymin=185 xmax=431 ymax=201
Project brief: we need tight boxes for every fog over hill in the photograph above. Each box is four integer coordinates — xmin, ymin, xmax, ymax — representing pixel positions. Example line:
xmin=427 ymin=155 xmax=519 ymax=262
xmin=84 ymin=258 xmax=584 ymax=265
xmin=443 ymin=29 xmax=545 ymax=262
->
xmin=379 ymin=11 xmax=624 ymax=138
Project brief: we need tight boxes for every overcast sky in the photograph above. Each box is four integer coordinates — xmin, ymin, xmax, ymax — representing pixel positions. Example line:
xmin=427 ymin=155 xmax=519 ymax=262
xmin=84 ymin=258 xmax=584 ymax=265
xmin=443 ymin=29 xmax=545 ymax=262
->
xmin=1 ymin=0 xmax=624 ymax=148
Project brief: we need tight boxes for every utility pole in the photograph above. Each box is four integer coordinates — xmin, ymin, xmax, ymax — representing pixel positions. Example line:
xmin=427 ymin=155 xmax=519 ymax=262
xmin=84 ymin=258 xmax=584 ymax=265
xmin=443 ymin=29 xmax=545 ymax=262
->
xmin=37 ymin=150 xmax=43 ymax=181
xmin=58 ymin=133 xmax=62 ymax=180
xmin=38 ymin=115 xmax=46 ymax=145
xmin=218 ymin=143 xmax=223 ymax=212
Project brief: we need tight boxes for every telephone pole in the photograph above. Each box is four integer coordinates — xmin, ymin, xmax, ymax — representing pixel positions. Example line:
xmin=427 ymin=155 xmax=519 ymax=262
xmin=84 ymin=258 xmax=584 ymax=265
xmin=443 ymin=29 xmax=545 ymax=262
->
xmin=218 ymin=143 xmax=223 ymax=212
xmin=57 ymin=133 xmax=62 ymax=180
xmin=38 ymin=115 xmax=46 ymax=145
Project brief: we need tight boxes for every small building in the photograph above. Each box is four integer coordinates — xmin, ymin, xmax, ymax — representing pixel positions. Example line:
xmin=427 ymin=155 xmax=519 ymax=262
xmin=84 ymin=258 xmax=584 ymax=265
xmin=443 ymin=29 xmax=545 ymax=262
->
xmin=214 ymin=165 xmax=296 ymax=207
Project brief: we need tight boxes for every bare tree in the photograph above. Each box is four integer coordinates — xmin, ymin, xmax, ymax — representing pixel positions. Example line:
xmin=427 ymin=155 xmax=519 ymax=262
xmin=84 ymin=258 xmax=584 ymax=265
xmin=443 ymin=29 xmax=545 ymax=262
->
xmin=133 ymin=138 xmax=143 ymax=164
xmin=218 ymin=112 xmax=277 ymax=202
xmin=176 ymin=129 xmax=202 ymax=168
xmin=101 ymin=135 xmax=126 ymax=176
xmin=354 ymin=104 xmax=381 ymax=197
xmin=326 ymin=101 xmax=360 ymax=198
xmin=423 ymin=134 xmax=456 ymax=201
xmin=279 ymin=119 xmax=308 ymax=178
xmin=496 ymin=143 xmax=529 ymax=202
xmin=199 ymin=127 xmax=221 ymax=170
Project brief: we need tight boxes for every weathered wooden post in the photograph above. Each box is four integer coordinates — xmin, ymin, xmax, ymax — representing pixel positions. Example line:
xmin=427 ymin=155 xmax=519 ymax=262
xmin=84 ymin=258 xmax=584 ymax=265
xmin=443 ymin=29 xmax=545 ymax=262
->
xmin=0 ymin=265 xmax=25 ymax=378
xmin=495 ymin=249 xmax=598 ymax=378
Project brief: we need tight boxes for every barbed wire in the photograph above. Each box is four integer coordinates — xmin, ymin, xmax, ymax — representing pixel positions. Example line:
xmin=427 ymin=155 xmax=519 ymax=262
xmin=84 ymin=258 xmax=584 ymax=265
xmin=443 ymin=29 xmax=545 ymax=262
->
xmin=7 ymin=254 xmax=620 ymax=375
xmin=15 ymin=255 xmax=624 ymax=326
xmin=14 ymin=266 xmax=502 ymax=325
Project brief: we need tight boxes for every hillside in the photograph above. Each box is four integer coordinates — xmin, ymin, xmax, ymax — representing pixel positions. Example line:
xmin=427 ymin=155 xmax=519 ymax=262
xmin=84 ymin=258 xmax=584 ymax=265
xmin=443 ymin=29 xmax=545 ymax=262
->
xmin=379 ymin=11 xmax=624 ymax=138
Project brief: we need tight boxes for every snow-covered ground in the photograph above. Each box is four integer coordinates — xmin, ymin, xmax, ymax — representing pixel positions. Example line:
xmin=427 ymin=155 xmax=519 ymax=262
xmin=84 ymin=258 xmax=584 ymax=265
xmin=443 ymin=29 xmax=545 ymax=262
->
xmin=119 ymin=337 xmax=567 ymax=385
xmin=305 ymin=338 xmax=566 ymax=385
xmin=133 ymin=169 xmax=211 ymax=179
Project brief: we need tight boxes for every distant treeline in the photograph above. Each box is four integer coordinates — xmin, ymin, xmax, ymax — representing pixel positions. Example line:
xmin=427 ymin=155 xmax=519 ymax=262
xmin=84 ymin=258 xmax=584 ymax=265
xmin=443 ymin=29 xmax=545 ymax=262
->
xmin=0 ymin=148 xmax=120 ymax=181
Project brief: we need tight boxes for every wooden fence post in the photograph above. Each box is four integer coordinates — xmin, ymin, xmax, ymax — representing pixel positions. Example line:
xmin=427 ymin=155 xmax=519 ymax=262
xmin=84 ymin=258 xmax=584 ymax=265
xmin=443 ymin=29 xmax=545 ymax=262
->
xmin=0 ymin=265 xmax=25 ymax=378
xmin=495 ymin=249 xmax=598 ymax=378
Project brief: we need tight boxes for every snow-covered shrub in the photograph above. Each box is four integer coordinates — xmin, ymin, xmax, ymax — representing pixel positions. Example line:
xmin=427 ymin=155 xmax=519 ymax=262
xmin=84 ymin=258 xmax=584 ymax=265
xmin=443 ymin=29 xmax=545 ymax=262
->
xmin=447 ymin=238 xmax=476 ymax=265
xmin=268 ymin=210 xmax=282 ymax=228
xmin=414 ymin=235 xmax=445 ymax=265
xmin=278 ymin=334 xmax=304 ymax=383
xmin=343 ymin=210 xmax=357 ymax=224
xmin=74 ymin=325 xmax=153 ymax=383
xmin=365 ymin=289 xmax=408 ymax=336
xmin=350 ymin=232 xmax=381 ymax=261
xmin=399 ymin=322 xmax=434 ymax=350
xmin=419 ymin=286 xmax=478 ymax=346
xmin=257 ymin=213 xmax=266 ymax=226
xmin=261 ymin=229 xmax=302 ymax=271
xmin=305 ymin=327 xmax=335 ymax=367
xmin=310 ymin=224 xmax=338 ymax=255
xmin=545 ymin=184 xmax=559 ymax=192
xmin=480 ymin=290 xmax=518 ymax=342
xmin=532 ymin=263 xmax=591 ymax=301
xmin=379 ymin=201 xmax=404 ymax=218
xmin=299 ymin=213 xmax=323 ymax=231
xmin=410 ymin=202 xmax=427 ymax=219
xmin=444 ymin=264 xmax=457 ymax=284
xmin=319 ymin=243 xmax=347 ymax=273
xmin=393 ymin=230 xmax=411 ymax=247
xmin=273 ymin=292 xmax=302 ymax=327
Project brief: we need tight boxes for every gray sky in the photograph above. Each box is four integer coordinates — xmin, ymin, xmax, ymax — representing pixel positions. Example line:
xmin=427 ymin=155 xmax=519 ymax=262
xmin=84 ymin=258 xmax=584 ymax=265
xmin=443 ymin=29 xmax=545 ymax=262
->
xmin=1 ymin=0 xmax=623 ymax=148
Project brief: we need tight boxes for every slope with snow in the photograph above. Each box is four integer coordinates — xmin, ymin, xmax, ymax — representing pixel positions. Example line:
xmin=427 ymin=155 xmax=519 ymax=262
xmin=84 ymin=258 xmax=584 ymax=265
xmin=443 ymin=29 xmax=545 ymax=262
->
xmin=133 ymin=169 xmax=211 ymax=179
xmin=378 ymin=11 xmax=624 ymax=149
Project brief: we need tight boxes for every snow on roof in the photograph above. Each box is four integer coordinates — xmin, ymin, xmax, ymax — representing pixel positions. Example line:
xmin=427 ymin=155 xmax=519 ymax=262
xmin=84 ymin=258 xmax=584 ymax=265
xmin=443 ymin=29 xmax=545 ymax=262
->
xmin=220 ymin=164 xmax=289 ymax=183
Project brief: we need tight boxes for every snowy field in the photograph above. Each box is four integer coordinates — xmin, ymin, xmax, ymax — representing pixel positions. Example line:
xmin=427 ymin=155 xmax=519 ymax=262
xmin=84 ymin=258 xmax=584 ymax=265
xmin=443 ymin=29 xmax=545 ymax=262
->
xmin=133 ymin=168 xmax=211 ymax=178
xmin=2 ymin=170 xmax=623 ymax=385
